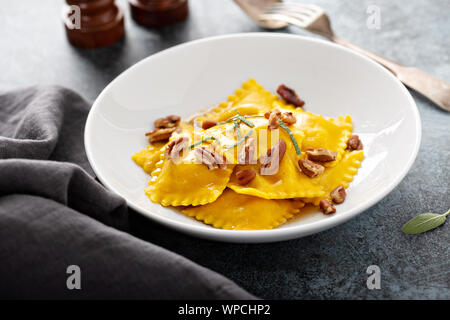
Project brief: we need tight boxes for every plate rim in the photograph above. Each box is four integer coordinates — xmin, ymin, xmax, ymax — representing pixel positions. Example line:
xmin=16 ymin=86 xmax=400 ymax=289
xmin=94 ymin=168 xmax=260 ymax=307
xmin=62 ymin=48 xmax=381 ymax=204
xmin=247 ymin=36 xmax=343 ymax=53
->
xmin=84 ymin=32 xmax=422 ymax=243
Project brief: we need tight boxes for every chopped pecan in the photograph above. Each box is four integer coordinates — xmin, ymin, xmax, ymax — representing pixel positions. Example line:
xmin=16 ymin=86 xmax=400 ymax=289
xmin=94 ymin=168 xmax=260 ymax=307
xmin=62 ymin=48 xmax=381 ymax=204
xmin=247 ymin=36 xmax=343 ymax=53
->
xmin=319 ymin=200 xmax=336 ymax=215
xmin=347 ymin=135 xmax=363 ymax=151
xmin=238 ymin=137 xmax=256 ymax=164
xmin=280 ymin=112 xmax=297 ymax=126
xmin=202 ymin=120 xmax=217 ymax=130
xmin=330 ymin=185 xmax=346 ymax=204
xmin=266 ymin=110 xmax=296 ymax=129
xmin=165 ymin=137 xmax=189 ymax=162
xmin=260 ymin=139 xmax=287 ymax=175
xmin=306 ymin=148 xmax=337 ymax=162
xmin=268 ymin=110 xmax=282 ymax=130
xmin=194 ymin=147 xmax=227 ymax=170
xmin=145 ymin=127 xmax=177 ymax=143
xmin=236 ymin=169 xmax=256 ymax=186
xmin=154 ymin=115 xmax=181 ymax=129
xmin=277 ymin=84 xmax=305 ymax=107
xmin=268 ymin=113 xmax=280 ymax=130
xmin=194 ymin=147 xmax=215 ymax=169
xmin=298 ymin=159 xmax=325 ymax=178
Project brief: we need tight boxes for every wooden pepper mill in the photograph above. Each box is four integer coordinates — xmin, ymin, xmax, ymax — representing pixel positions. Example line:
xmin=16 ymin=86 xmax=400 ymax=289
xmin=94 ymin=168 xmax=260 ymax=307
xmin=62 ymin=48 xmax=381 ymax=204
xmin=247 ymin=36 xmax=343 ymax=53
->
xmin=63 ymin=0 xmax=125 ymax=49
xmin=129 ymin=0 xmax=188 ymax=28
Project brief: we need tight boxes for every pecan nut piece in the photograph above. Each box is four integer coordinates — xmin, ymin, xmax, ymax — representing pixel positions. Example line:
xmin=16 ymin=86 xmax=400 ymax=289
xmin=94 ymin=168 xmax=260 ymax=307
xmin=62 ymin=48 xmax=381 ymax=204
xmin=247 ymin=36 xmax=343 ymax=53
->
xmin=165 ymin=137 xmax=189 ymax=162
xmin=347 ymin=135 xmax=363 ymax=151
xmin=277 ymin=84 xmax=305 ymax=107
xmin=202 ymin=120 xmax=218 ymax=130
xmin=194 ymin=147 xmax=217 ymax=170
xmin=194 ymin=147 xmax=227 ymax=170
xmin=146 ymin=127 xmax=177 ymax=143
xmin=238 ymin=137 xmax=256 ymax=164
xmin=266 ymin=110 xmax=297 ymax=129
xmin=298 ymin=159 xmax=325 ymax=178
xmin=280 ymin=111 xmax=297 ymax=126
xmin=265 ymin=110 xmax=282 ymax=118
xmin=306 ymin=148 xmax=337 ymax=162
xmin=236 ymin=169 xmax=256 ymax=186
xmin=260 ymin=139 xmax=287 ymax=175
xmin=154 ymin=115 xmax=181 ymax=129
xmin=319 ymin=200 xmax=336 ymax=215
xmin=268 ymin=110 xmax=282 ymax=130
xmin=330 ymin=185 xmax=346 ymax=204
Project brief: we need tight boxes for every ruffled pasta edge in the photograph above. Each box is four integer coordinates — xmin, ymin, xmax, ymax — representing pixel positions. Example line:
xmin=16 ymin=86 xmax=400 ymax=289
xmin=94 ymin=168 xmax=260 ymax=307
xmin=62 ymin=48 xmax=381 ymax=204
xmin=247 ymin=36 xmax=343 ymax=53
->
xmin=182 ymin=198 xmax=305 ymax=230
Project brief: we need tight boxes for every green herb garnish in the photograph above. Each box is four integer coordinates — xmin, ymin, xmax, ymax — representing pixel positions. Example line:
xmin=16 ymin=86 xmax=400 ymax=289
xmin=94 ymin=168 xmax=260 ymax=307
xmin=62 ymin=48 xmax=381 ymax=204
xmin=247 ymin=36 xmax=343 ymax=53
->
xmin=236 ymin=111 xmax=265 ymax=119
xmin=401 ymin=209 xmax=449 ymax=234
xmin=244 ymin=115 xmax=265 ymax=119
xmin=233 ymin=118 xmax=242 ymax=140
xmin=224 ymin=129 xmax=254 ymax=150
xmin=278 ymin=119 xmax=301 ymax=155
xmin=217 ymin=111 xmax=257 ymax=128
xmin=237 ymin=116 xmax=255 ymax=128
xmin=189 ymin=137 xmax=219 ymax=149
xmin=217 ymin=115 xmax=238 ymax=125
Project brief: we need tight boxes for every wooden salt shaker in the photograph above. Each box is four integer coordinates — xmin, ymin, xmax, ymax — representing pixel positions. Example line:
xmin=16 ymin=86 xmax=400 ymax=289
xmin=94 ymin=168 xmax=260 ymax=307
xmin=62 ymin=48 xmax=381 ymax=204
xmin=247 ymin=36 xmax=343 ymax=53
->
xmin=63 ymin=0 xmax=125 ymax=49
xmin=129 ymin=0 xmax=188 ymax=28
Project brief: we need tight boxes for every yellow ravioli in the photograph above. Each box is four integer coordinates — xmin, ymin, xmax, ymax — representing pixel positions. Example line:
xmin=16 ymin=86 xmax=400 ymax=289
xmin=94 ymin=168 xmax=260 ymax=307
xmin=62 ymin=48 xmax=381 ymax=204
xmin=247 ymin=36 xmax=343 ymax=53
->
xmin=302 ymin=150 xmax=364 ymax=205
xmin=146 ymin=159 xmax=233 ymax=206
xmin=295 ymin=112 xmax=353 ymax=167
xmin=228 ymin=131 xmax=325 ymax=199
xmin=201 ymin=116 xmax=275 ymax=163
xmin=132 ymin=142 xmax=165 ymax=174
xmin=146 ymin=123 xmax=234 ymax=206
xmin=195 ymin=78 xmax=300 ymax=125
xmin=132 ymin=78 xmax=364 ymax=230
xmin=182 ymin=188 xmax=305 ymax=230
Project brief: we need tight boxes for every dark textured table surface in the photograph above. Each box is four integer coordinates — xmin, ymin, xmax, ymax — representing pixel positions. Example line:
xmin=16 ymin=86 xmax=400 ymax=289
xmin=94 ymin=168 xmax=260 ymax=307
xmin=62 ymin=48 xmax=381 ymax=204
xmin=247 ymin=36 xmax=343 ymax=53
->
xmin=1 ymin=0 xmax=449 ymax=299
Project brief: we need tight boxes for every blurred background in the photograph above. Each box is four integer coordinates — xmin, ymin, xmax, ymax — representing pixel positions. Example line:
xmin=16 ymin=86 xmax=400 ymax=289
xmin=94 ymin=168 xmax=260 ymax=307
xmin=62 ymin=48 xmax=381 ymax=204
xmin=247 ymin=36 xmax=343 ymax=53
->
xmin=0 ymin=0 xmax=448 ymax=101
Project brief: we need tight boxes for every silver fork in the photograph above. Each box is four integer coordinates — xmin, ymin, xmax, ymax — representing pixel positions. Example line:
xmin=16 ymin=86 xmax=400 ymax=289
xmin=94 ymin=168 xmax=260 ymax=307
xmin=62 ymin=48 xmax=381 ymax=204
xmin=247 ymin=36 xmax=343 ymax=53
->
xmin=235 ymin=0 xmax=450 ymax=111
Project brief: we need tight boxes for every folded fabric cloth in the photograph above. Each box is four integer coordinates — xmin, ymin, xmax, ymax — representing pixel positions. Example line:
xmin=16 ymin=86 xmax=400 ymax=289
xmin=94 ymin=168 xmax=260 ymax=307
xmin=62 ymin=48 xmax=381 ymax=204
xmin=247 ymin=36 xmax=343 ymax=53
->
xmin=0 ymin=86 xmax=255 ymax=299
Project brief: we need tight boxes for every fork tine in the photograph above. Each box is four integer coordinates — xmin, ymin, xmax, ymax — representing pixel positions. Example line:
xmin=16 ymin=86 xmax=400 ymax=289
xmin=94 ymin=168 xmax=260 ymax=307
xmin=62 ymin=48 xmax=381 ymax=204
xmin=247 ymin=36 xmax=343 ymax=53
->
xmin=284 ymin=3 xmax=323 ymax=14
xmin=265 ymin=3 xmax=322 ymax=16
xmin=262 ymin=2 xmax=326 ymax=28
xmin=266 ymin=8 xmax=311 ymax=21
xmin=260 ymin=2 xmax=325 ymax=29
xmin=259 ymin=12 xmax=308 ymax=28
xmin=263 ymin=8 xmax=314 ymax=24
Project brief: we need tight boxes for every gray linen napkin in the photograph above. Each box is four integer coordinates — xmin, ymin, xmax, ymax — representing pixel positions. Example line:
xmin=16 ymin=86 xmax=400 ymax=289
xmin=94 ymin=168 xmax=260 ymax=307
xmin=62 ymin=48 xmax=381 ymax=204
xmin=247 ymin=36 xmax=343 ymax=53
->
xmin=0 ymin=86 xmax=255 ymax=299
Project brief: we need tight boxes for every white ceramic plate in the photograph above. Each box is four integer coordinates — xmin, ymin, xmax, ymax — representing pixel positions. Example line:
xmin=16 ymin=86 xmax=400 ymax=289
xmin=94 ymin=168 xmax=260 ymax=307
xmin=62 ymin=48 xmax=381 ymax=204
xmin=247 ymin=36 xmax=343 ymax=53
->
xmin=85 ymin=33 xmax=421 ymax=243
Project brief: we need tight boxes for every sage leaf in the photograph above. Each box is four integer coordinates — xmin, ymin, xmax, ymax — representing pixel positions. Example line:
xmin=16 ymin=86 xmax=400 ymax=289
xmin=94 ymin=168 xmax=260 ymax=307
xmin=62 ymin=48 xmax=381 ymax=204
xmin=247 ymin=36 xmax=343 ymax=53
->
xmin=189 ymin=137 xmax=219 ymax=149
xmin=224 ymin=129 xmax=254 ymax=150
xmin=233 ymin=118 xmax=242 ymax=140
xmin=278 ymin=119 xmax=301 ymax=155
xmin=237 ymin=115 xmax=255 ymax=128
xmin=401 ymin=210 xmax=449 ymax=235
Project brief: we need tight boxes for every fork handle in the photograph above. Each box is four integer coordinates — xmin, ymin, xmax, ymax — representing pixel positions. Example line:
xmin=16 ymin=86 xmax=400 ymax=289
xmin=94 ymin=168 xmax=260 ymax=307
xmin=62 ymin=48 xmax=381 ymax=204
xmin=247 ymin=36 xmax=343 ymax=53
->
xmin=331 ymin=36 xmax=450 ymax=111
